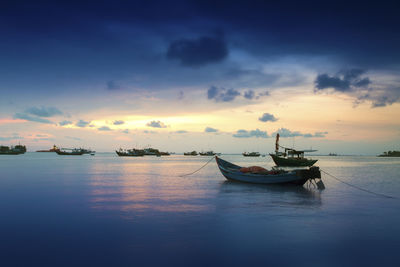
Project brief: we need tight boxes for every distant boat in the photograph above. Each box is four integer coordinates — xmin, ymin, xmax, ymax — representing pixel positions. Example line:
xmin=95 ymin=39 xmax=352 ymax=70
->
xmin=56 ymin=148 xmax=84 ymax=155
xmin=80 ymin=148 xmax=95 ymax=155
xmin=116 ymin=148 xmax=145 ymax=157
xmin=378 ymin=150 xmax=400 ymax=157
xmin=328 ymin=153 xmax=337 ymax=156
xmin=199 ymin=151 xmax=216 ymax=156
xmin=269 ymin=134 xmax=318 ymax=167
xmin=216 ymin=156 xmax=321 ymax=185
xmin=0 ymin=144 xmax=27 ymax=155
xmin=242 ymin=152 xmax=261 ymax=157
xmin=36 ymin=145 xmax=59 ymax=152
xmin=184 ymin=151 xmax=198 ymax=156
xmin=143 ymin=148 xmax=161 ymax=156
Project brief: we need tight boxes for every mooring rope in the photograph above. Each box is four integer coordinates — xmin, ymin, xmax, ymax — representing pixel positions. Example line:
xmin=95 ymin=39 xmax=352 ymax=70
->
xmin=321 ymin=169 xmax=396 ymax=199
xmin=179 ymin=156 xmax=216 ymax=177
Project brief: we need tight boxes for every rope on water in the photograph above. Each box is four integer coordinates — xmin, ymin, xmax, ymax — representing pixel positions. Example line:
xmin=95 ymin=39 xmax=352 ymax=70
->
xmin=179 ymin=156 xmax=216 ymax=177
xmin=321 ymin=169 xmax=396 ymax=199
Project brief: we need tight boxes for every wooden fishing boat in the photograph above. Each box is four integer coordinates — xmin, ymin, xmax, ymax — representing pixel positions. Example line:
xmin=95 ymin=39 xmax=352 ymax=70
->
xmin=270 ymin=133 xmax=318 ymax=167
xmin=215 ymin=156 xmax=321 ymax=185
xmin=270 ymin=153 xmax=318 ymax=167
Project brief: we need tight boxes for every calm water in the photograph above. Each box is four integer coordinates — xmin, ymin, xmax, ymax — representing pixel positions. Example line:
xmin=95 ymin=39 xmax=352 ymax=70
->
xmin=1 ymin=153 xmax=399 ymax=266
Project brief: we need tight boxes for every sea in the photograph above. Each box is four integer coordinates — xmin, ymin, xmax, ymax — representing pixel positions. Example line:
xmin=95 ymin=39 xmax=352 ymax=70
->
xmin=1 ymin=153 xmax=399 ymax=267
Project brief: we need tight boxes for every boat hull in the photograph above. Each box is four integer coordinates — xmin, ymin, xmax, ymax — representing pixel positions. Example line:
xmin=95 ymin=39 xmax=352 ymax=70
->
xmin=56 ymin=151 xmax=84 ymax=155
xmin=270 ymin=154 xmax=318 ymax=167
xmin=116 ymin=151 xmax=144 ymax=157
xmin=216 ymin=156 xmax=320 ymax=185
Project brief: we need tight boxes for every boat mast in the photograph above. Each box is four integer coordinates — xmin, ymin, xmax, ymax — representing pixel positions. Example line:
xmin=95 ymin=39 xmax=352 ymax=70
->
xmin=275 ymin=133 xmax=280 ymax=154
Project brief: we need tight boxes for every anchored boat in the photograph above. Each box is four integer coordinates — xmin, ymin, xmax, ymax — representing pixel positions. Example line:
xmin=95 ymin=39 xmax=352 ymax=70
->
xmin=56 ymin=148 xmax=84 ymax=155
xmin=269 ymin=134 xmax=318 ymax=167
xmin=116 ymin=148 xmax=145 ymax=157
xmin=242 ymin=152 xmax=261 ymax=157
xmin=216 ymin=156 xmax=321 ymax=185
xmin=0 ymin=144 xmax=27 ymax=155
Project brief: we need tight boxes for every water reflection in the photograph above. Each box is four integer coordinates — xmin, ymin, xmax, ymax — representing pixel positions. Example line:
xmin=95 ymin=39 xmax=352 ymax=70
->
xmin=88 ymin=158 xmax=215 ymax=215
xmin=217 ymin=180 xmax=323 ymax=209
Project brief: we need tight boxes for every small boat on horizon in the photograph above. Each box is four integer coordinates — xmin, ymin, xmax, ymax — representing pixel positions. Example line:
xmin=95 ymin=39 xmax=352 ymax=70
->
xmin=116 ymin=148 xmax=145 ymax=157
xmin=36 ymin=145 xmax=60 ymax=152
xmin=199 ymin=151 xmax=217 ymax=156
xmin=0 ymin=144 xmax=27 ymax=155
xmin=216 ymin=156 xmax=321 ymax=185
xmin=184 ymin=151 xmax=198 ymax=156
xmin=243 ymin=152 xmax=261 ymax=157
xmin=56 ymin=148 xmax=84 ymax=155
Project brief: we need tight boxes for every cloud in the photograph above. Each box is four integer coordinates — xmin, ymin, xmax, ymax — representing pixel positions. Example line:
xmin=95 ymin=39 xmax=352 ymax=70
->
xmin=273 ymin=128 xmax=328 ymax=138
xmin=121 ymin=129 xmax=130 ymax=134
xmin=25 ymin=106 xmax=63 ymax=117
xmin=259 ymin=113 xmax=278 ymax=122
xmin=146 ymin=120 xmax=167 ymax=128
xmin=315 ymin=69 xmax=400 ymax=107
xmin=243 ymin=90 xmax=255 ymax=100
xmin=207 ymin=86 xmax=241 ymax=102
xmin=14 ymin=113 xmax=53 ymax=124
xmin=98 ymin=126 xmax=112 ymax=131
xmin=178 ymin=91 xmax=184 ymax=100
xmin=204 ymin=127 xmax=218 ymax=133
xmin=107 ymin=80 xmax=121 ymax=90
xmin=167 ymin=35 xmax=228 ymax=67
xmin=76 ymin=120 xmax=91 ymax=127
xmin=65 ymin=136 xmax=81 ymax=141
xmin=233 ymin=129 xmax=268 ymax=138
xmin=143 ymin=130 xmax=157 ymax=134
xmin=113 ymin=120 xmax=124 ymax=125
xmin=0 ymin=133 xmax=24 ymax=141
xmin=59 ymin=120 xmax=72 ymax=126
xmin=314 ymin=69 xmax=370 ymax=92
xmin=174 ymin=130 xmax=188 ymax=134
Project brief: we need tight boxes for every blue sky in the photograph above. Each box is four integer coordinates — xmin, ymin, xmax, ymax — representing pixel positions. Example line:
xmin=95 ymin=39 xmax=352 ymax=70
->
xmin=1 ymin=0 xmax=399 ymax=153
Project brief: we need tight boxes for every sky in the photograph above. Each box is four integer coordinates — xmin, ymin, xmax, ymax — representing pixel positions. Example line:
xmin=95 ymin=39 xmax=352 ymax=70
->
xmin=1 ymin=0 xmax=399 ymax=154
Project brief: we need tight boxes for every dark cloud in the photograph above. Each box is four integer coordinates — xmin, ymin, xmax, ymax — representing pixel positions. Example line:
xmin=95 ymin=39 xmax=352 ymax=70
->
xmin=14 ymin=113 xmax=53 ymax=124
xmin=98 ymin=126 xmax=112 ymax=131
xmin=59 ymin=120 xmax=72 ymax=126
xmin=233 ymin=129 xmax=268 ymax=138
xmin=207 ymin=86 xmax=240 ymax=102
xmin=315 ymin=69 xmax=370 ymax=92
xmin=146 ymin=120 xmax=167 ymax=128
xmin=167 ymin=35 xmax=228 ymax=67
xmin=243 ymin=90 xmax=255 ymax=100
xmin=113 ymin=120 xmax=124 ymax=125
xmin=315 ymin=69 xmax=400 ymax=107
xmin=25 ymin=106 xmax=62 ymax=117
xmin=259 ymin=113 xmax=278 ymax=122
xmin=204 ymin=127 xmax=218 ymax=133
xmin=76 ymin=120 xmax=91 ymax=127
xmin=107 ymin=80 xmax=121 ymax=90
